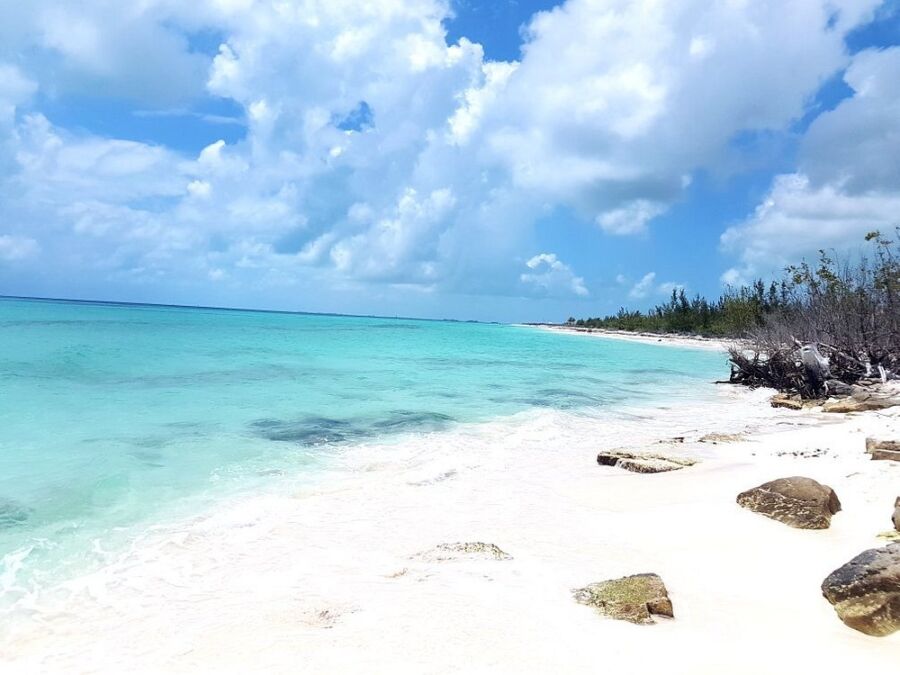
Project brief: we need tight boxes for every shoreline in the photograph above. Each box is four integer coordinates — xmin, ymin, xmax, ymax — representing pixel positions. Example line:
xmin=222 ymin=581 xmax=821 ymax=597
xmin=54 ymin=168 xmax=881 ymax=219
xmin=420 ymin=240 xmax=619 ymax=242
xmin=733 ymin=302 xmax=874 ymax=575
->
xmin=3 ymin=384 xmax=898 ymax=672
xmin=519 ymin=323 xmax=732 ymax=352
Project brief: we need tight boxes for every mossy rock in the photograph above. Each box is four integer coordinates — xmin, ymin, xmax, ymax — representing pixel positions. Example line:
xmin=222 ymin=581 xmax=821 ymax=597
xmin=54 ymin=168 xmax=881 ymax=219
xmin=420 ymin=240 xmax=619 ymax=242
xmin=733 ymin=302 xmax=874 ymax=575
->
xmin=414 ymin=542 xmax=512 ymax=562
xmin=573 ymin=573 xmax=673 ymax=624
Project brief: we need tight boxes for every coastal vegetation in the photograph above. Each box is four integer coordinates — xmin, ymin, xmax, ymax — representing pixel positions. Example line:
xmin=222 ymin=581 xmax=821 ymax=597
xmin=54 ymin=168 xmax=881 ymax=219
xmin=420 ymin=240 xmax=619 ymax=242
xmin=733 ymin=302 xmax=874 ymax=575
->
xmin=570 ymin=230 xmax=900 ymax=397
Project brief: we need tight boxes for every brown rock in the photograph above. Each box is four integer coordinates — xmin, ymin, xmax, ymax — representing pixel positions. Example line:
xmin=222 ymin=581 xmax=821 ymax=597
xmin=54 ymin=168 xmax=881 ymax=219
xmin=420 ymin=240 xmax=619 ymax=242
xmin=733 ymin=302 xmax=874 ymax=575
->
xmin=573 ymin=573 xmax=673 ymax=624
xmin=823 ymin=392 xmax=900 ymax=413
xmin=894 ymin=497 xmax=900 ymax=532
xmin=736 ymin=476 xmax=841 ymax=529
xmin=771 ymin=393 xmax=803 ymax=410
xmin=821 ymin=543 xmax=900 ymax=636
xmin=597 ymin=450 xmax=697 ymax=474
xmin=866 ymin=438 xmax=900 ymax=452
xmin=865 ymin=438 xmax=900 ymax=462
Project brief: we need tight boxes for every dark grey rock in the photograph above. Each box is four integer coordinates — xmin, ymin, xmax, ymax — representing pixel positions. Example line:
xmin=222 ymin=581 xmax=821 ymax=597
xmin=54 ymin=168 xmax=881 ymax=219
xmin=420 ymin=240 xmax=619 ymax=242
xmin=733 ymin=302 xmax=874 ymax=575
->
xmin=821 ymin=543 xmax=900 ymax=636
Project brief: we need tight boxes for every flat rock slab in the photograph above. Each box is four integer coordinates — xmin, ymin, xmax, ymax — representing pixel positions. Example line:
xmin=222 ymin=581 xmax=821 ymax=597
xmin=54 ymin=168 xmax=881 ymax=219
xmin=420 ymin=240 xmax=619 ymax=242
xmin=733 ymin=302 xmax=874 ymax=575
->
xmin=821 ymin=543 xmax=900 ymax=637
xmin=699 ymin=432 xmax=745 ymax=444
xmin=865 ymin=439 xmax=900 ymax=462
xmin=771 ymin=394 xmax=803 ymax=410
xmin=736 ymin=476 xmax=841 ymax=529
xmin=823 ymin=392 xmax=900 ymax=413
xmin=573 ymin=573 xmax=674 ymax=625
xmin=597 ymin=450 xmax=697 ymax=474
xmin=413 ymin=542 xmax=512 ymax=562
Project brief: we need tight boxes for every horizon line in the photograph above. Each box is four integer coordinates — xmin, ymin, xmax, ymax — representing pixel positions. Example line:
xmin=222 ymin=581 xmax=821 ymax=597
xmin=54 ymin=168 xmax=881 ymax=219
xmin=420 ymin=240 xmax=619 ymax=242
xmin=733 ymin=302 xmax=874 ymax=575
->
xmin=0 ymin=293 xmax=505 ymax=325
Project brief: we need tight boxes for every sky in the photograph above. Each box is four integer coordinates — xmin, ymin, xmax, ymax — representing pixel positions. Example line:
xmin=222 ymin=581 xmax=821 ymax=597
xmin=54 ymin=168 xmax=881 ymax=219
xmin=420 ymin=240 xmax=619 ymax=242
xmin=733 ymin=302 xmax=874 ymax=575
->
xmin=0 ymin=0 xmax=899 ymax=322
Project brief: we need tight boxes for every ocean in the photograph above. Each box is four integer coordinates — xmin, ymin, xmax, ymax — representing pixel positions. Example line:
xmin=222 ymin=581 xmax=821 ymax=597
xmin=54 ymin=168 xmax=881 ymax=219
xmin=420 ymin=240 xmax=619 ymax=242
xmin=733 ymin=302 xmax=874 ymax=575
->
xmin=0 ymin=297 xmax=727 ymax=618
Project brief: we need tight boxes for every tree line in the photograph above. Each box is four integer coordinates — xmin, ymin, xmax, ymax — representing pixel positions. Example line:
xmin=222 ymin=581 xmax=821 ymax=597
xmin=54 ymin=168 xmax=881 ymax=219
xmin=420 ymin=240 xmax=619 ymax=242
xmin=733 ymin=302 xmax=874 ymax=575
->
xmin=569 ymin=230 xmax=900 ymax=395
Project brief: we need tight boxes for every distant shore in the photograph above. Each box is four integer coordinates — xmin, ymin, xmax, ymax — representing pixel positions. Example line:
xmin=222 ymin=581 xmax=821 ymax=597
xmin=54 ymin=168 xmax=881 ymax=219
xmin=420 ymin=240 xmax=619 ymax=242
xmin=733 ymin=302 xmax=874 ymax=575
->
xmin=520 ymin=323 xmax=732 ymax=352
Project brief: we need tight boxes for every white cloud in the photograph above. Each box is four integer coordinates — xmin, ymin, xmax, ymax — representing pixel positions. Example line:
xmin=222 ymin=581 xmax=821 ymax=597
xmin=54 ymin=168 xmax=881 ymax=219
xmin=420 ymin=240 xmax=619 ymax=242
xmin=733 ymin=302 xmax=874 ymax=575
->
xmin=628 ymin=272 xmax=656 ymax=299
xmin=520 ymin=253 xmax=588 ymax=297
xmin=627 ymin=271 xmax=683 ymax=299
xmin=0 ymin=235 xmax=39 ymax=261
xmin=722 ymin=47 xmax=900 ymax=278
xmin=597 ymin=200 xmax=665 ymax=235
xmin=0 ymin=0 xmax=888 ymax=308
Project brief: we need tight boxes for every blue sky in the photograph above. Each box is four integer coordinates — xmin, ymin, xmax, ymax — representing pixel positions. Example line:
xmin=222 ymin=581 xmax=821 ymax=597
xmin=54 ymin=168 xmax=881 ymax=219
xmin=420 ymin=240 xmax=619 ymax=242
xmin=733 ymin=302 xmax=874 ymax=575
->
xmin=0 ymin=0 xmax=899 ymax=322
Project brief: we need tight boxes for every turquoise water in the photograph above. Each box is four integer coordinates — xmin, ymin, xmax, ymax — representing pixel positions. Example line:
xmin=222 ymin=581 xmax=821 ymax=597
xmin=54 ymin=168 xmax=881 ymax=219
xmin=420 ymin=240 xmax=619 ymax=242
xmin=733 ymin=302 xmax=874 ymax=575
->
xmin=0 ymin=297 xmax=727 ymax=605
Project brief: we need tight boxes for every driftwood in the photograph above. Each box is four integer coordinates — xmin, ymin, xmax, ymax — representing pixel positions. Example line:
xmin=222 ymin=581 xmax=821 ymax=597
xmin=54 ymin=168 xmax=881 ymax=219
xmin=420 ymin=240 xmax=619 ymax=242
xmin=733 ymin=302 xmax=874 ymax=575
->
xmin=729 ymin=338 xmax=895 ymax=399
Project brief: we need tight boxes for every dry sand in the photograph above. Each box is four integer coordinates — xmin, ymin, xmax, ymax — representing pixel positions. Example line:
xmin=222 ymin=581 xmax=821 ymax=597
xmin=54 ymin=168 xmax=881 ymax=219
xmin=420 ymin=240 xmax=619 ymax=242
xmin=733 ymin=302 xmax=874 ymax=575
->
xmin=523 ymin=323 xmax=732 ymax=351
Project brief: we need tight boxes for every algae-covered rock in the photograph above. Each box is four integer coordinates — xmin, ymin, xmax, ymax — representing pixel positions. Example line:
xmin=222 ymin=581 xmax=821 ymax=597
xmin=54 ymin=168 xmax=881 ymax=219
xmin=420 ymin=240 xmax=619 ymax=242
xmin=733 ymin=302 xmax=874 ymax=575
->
xmin=414 ymin=542 xmax=512 ymax=562
xmin=821 ymin=543 xmax=900 ymax=636
xmin=736 ymin=476 xmax=841 ymax=529
xmin=596 ymin=450 xmax=696 ymax=474
xmin=573 ymin=573 xmax=673 ymax=624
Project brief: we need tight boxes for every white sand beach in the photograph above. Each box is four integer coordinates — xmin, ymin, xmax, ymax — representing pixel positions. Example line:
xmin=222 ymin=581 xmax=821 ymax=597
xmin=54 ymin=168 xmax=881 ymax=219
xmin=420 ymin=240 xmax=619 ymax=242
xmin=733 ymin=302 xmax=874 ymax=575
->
xmin=3 ymin=385 xmax=898 ymax=673
xmin=523 ymin=324 xmax=732 ymax=352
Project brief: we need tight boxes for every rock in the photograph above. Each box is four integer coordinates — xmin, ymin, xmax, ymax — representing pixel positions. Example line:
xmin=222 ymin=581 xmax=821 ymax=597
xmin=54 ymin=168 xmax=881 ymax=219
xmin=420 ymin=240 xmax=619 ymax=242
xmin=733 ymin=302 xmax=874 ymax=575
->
xmin=573 ymin=573 xmax=673 ymax=624
xmin=0 ymin=499 xmax=31 ymax=529
xmin=821 ymin=543 xmax=900 ymax=636
xmin=736 ymin=476 xmax=841 ymax=529
xmin=771 ymin=393 xmax=803 ymax=410
xmin=699 ymin=432 xmax=745 ymax=444
xmin=596 ymin=450 xmax=697 ymax=474
xmin=894 ymin=498 xmax=900 ymax=532
xmin=823 ymin=391 xmax=900 ymax=413
xmin=414 ymin=542 xmax=512 ymax=562
xmin=825 ymin=379 xmax=853 ymax=396
xmin=866 ymin=438 xmax=900 ymax=452
xmin=865 ymin=438 xmax=900 ymax=462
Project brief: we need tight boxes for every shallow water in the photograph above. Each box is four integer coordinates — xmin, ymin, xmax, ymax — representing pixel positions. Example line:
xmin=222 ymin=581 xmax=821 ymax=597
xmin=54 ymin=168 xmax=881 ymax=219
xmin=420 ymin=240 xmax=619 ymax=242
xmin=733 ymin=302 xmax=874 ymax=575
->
xmin=0 ymin=297 xmax=727 ymax=610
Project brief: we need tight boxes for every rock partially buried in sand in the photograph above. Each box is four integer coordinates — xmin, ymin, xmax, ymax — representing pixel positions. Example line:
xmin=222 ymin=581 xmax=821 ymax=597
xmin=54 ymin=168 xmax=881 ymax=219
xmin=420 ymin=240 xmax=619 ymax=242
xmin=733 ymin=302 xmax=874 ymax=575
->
xmin=821 ymin=543 xmax=900 ymax=637
xmin=414 ymin=542 xmax=512 ymax=562
xmin=736 ymin=476 xmax=841 ymax=529
xmin=770 ymin=393 xmax=803 ymax=410
xmin=823 ymin=391 xmax=900 ymax=413
xmin=699 ymin=432 xmax=745 ymax=444
xmin=865 ymin=438 xmax=900 ymax=462
xmin=596 ymin=450 xmax=697 ymax=474
xmin=573 ymin=573 xmax=674 ymax=625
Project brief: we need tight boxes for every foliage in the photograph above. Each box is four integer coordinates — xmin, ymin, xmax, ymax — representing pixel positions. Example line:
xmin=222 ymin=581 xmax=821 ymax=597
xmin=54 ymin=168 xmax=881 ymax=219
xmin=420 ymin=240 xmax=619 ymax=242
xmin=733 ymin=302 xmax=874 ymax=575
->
xmin=572 ymin=280 xmax=789 ymax=337
xmin=570 ymin=230 xmax=900 ymax=396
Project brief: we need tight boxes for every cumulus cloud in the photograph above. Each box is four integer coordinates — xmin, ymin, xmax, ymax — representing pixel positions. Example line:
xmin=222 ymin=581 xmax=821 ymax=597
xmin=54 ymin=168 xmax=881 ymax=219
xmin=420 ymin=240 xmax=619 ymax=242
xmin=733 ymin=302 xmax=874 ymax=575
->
xmin=0 ymin=0 xmax=888 ymax=309
xmin=520 ymin=253 xmax=588 ymax=297
xmin=722 ymin=46 xmax=900 ymax=277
